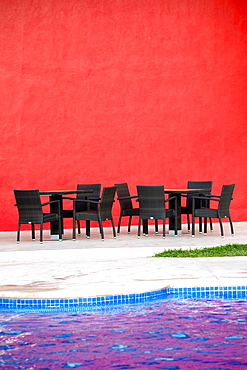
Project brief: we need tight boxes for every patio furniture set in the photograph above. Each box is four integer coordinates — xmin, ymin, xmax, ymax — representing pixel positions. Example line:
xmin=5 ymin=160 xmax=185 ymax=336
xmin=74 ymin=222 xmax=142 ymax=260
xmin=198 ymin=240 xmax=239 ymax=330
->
xmin=13 ymin=182 xmax=235 ymax=243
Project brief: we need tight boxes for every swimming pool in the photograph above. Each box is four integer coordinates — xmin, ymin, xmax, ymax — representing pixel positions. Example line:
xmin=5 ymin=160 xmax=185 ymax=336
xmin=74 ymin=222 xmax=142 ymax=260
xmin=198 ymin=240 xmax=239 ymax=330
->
xmin=0 ymin=290 xmax=246 ymax=369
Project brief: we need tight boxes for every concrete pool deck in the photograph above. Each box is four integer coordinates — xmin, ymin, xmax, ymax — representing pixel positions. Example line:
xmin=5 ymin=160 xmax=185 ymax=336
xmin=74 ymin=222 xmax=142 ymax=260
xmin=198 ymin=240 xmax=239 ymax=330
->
xmin=0 ymin=222 xmax=246 ymax=300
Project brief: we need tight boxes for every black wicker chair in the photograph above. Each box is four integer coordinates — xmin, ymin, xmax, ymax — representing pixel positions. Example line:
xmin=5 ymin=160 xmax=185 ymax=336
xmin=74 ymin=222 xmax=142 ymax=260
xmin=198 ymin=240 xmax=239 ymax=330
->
xmin=181 ymin=181 xmax=213 ymax=232
xmin=72 ymin=186 xmax=116 ymax=240
xmin=136 ymin=185 xmax=177 ymax=238
xmin=115 ymin=183 xmax=139 ymax=234
xmin=192 ymin=184 xmax=235 ymax=237
xmin=63 ymin=184 xmax=101 ymax=235
xmin=14 ymin=190 xmax=62 ymax=243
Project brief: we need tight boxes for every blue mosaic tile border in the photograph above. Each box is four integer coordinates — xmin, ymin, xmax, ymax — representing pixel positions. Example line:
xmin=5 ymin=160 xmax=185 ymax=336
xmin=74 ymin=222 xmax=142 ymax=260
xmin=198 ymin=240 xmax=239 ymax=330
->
xmin=0 ymin=286 xmax=246 ymax=313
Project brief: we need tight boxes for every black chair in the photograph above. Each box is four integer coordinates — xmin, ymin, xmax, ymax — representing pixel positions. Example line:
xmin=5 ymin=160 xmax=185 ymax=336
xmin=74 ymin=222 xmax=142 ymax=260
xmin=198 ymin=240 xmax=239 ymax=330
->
xmin=14 ymin=190 xmax=62 ymax=243
xmin=181 ymin=181 xmax=213 ymax=232
xmin=72 ymin=186 xmax=116 ymax=240
xmin=115 ymin=183 xmax=139 ymax=234
xmin=63 ymin=184 xmax=101 ymax=235
xmin=136 ymin=185 xmax=177 ymax=238
xmin=192 ymin=184 xmax=235 ymax=237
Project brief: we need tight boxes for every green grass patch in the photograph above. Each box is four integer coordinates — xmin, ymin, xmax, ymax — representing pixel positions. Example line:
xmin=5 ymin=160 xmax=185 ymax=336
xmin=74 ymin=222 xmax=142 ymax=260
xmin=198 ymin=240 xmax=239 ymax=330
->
xmin=154 ymin=244 xmax=247 ymax=258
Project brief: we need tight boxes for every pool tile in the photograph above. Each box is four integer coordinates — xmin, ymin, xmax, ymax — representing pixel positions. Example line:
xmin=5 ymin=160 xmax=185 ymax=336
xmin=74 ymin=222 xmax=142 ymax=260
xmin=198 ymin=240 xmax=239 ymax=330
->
xmin=0 ymin=285 xmax=246 ymax=312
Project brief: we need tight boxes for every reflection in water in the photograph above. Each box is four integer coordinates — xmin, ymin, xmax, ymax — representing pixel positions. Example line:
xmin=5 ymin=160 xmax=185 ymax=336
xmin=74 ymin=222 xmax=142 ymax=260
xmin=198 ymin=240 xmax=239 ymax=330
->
xmin=0 ymin=299 xmax=246 ymax=369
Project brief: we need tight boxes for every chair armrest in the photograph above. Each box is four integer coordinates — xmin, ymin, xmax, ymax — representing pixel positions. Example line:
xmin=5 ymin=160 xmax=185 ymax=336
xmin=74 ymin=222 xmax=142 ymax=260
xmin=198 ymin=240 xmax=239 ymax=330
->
xmin=73 ymin=198 xmax=101 ymax=205
xmin=165 ymin=195 xmax=177 ymax=202
xmin=117 ymin=195 xmax=138 ymax=200
xmin=63 ymin=196 xmax=101 ymax=201
xmin=72 ymin=198 xmax=115 ymax=210
xmin=41 ymin=200 xmax=61 ymax=216
xmin=41 ymin=199 xmax=61 ymax=207
xmin=192 ymin=195 xmax=220 ymax=212
xmin=192 ymin=195 xmax=220 ymax=202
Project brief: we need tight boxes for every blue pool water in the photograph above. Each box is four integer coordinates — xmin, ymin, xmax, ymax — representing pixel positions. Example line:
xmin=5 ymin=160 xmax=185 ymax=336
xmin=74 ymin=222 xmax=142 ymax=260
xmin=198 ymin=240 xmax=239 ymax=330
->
xmin=0 ymin=297 xmax=246 ymax=369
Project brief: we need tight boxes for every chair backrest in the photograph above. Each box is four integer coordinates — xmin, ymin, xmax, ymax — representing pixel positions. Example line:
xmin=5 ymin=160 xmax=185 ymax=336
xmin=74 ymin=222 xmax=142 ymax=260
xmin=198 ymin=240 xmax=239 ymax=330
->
xmin=98 ymin=186 xmax=116 ymax=220
xmin=187 ymin=181 xmax=213 ymax=208
xmin=137 ymin=185 xmax=166 ymax=219
xmin=115 ymin=183 xmax=134 ymax=210
xmin=76 ymin=184 xmax=101 ymax=212
xmin=14 ymin=190 xmax=43 ymax=224
xmin=218 ymin=184 xmax=235 ymax=217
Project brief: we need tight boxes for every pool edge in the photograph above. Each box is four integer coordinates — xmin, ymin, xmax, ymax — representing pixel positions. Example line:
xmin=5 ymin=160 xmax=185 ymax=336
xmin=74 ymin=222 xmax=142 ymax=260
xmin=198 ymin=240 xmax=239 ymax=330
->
xmin=0 ymin=285 xmax=247 ymax=313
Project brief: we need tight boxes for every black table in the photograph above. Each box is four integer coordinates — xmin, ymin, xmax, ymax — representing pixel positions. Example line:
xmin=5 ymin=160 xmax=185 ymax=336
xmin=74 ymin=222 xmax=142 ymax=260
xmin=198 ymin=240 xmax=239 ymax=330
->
xmin=40 ymin=190 xmax=92 ymax=239
xmin=164 ymin=188 xmax=208 ymax=235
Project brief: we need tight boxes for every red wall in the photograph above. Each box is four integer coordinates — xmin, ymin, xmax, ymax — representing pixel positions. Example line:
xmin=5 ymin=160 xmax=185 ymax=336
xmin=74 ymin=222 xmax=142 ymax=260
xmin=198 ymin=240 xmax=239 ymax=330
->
xmin=1 ymin=0 xmax=247 ymax=231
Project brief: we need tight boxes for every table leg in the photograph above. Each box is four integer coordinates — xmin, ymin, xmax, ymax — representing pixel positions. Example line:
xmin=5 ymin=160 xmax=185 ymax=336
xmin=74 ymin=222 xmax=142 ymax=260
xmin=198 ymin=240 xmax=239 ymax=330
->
xmin=49 ymin=195 xmax=64 ymax=239
xmin=169 ymin=193 xmax=182 ymax=236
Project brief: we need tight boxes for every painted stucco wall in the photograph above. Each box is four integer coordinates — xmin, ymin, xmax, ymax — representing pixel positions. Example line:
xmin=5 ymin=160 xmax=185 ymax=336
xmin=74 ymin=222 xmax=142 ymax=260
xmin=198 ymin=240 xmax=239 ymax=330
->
xmin=1 ymin=0 xmax=247 ymax=231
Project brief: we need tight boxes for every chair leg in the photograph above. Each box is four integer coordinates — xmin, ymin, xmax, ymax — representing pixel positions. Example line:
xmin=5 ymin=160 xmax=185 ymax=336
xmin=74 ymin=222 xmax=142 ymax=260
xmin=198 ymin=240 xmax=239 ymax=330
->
xmin=210 ymin=218 xmax=213 ymax=231
xmin=98 ymin=221 xmax=103 ymax=235
xmin=86 ymin=220 xmax=90 ymax=238
xmin=187 ymin=214 xmax=190 ymax=231
xmin=229 ymin=216 xmax=234 ymax=235
xmin=199 ymin=217 xmax=202 ymax=233
xmin=219 ymin=218 xmax=224 ymax=237
xmin=204 ymin=217 xmax=207 ymax=235
xmin=163 ymin=219 xmax=166 ymax=238
xmin=128 ymin=216 xmax=132 ymax=233
xmin=138 ymin=218 xmax=141 ymax=238
xmin=111 ymin=219 xmax=116 ymax=238
xmin=40 ymin=224 xmax=43 ymax=244
xmin=77 ymin=220 xmax=81 ymax=235
xmin=117 ymin=214 xmax=122 ymax=234
xmin=143 ymin=219 xmax=148 ymax=236
xmin=155 ymin=219 xmax=158 ymax=234
xmin=99 ymin=220 xmax=104 ymax=240
xmin=31 ymin=223 xmax=35 ymax=240
xmin=192 ymin=214 xmax=195 ymax=237
xmin=73 ymin=217 xmax=76 ymax=240
xmin=17 ymin=223 xmax=21 ymax=244
xmin=58 ymin=218 xmax=62 ymax=242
